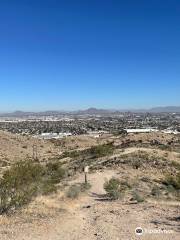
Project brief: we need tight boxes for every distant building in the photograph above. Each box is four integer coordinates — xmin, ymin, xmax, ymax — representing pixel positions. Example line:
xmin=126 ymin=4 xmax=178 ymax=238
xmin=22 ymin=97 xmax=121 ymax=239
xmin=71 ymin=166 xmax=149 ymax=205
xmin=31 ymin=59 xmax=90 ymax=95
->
xmin=125 ymin=128 xmax=158 ymax=133
xmin=125 ymin=128 xmax=179 ymax=135
xmin=35 ymin=132 xmax=72 ymax=139
xmin=87 ymin=130 xmax=108 ymax=138
xmin=162 ymin=130 xmax=179 ymax=135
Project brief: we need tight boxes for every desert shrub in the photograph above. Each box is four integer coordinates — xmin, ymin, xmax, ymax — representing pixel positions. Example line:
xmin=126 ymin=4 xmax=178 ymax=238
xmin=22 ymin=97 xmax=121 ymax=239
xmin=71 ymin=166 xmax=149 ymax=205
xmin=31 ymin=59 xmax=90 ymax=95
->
xmin=120 ymin=180 xmax=132 ymax=189
xmin=131 ymin=159 xmax=141 ymax=169
xmin=62 ymin=150 xmax=80 ymax=159
xmin=162 ymin=173 xmax=180 ymax=190
xmin=165 ymin=184 xmax=176 ymax=193
xmin=0 ymin=161 xmax=44 ymax=214
xmin=66 ymin=184 xmax=81 ymax=199
xmin=87 ymin=143 xmax=115 ymax=158
xmin=161 ymin=173 xmax=180 ymax=200
xmin=0 ymin=160 xmax=66 ymax=214
xmin=104 ymin=178 xmax=129 ymax=200
xmin=132 ymin=191 xmax=145 ymax=203
xmin=62 ymin=143 xmax=115 ymax=160
xmin=41 ymin=182 xmax=57 ymax=195
xmin=46 ymin=162 xmax=66 ymax=184
xmin=171 ymin=161 xmax=180 ymax=171
xmin=159 ymin=145 xmax=171 ymax=151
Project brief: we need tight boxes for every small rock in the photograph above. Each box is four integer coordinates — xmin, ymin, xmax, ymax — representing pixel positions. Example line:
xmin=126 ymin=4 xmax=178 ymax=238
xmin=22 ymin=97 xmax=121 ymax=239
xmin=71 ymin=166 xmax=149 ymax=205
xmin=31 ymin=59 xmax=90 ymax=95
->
xmin=83 ymin=205 xmax=91 ymax=209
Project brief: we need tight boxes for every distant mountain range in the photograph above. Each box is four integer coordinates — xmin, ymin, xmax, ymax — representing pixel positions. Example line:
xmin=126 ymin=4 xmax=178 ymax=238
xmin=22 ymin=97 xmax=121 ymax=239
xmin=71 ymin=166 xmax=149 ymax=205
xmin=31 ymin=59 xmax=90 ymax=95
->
xmin=76 ymin=106 xmax=180 ymax=114
xmin=148 ymin=106 xmax=180 ymax=113
xmin=0 ymin=106 xmax=180 ymax=117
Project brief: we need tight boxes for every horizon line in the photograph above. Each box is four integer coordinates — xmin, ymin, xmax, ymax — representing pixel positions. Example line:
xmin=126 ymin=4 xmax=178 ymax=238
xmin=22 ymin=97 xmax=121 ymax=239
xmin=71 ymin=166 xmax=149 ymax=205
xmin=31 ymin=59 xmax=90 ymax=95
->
xmin=1 ymin=105 xmax=180 ymax=114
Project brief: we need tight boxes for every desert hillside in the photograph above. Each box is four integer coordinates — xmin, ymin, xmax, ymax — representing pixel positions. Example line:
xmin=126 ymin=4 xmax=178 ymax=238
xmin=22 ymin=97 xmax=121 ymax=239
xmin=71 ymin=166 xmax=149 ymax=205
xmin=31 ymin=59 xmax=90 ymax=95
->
xmin=0 ymin=130 xmax=179 ymax=240
xmin=0 ymin=131 xmax=110 ymax=163
xmin=0 ymin=130 xmax=56 ymax=163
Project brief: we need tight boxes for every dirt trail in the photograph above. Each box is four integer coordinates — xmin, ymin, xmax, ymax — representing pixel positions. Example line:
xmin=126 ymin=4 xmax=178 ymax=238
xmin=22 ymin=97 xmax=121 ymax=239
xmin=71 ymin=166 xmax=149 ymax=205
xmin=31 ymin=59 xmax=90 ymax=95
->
xmin=0 ymin=170 xmax=179 ymax=240
xmin=51 ymin=170 xmax=180 ymax=240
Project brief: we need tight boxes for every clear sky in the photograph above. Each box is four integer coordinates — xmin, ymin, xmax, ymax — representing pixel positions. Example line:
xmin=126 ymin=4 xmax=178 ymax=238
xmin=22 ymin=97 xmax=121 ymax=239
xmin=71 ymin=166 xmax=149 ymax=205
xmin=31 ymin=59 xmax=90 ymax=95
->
xmin=0 ymin=0 xmax=180 ymax=111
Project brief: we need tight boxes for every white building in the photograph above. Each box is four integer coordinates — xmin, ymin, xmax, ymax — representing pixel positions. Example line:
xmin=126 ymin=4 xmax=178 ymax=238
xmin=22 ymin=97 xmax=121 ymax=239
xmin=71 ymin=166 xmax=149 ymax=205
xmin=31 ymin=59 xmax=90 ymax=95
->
xmin=36 ymin=132 xmax=72 ymax=139
xmin=125 ymin=128 xmax=159 ymax=133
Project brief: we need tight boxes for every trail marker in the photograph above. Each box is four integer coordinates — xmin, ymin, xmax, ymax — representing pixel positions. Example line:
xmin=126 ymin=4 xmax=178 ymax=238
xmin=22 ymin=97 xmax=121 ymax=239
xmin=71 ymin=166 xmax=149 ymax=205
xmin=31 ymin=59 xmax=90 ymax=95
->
xmin=84 ymin=166 xmax=89 ymax=183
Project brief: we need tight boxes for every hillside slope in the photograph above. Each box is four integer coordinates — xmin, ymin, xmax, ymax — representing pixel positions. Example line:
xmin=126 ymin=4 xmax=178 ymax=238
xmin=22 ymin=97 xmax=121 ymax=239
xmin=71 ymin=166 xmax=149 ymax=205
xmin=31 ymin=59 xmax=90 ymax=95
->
xmin=0 ymin=130 xmax=55 ymax=163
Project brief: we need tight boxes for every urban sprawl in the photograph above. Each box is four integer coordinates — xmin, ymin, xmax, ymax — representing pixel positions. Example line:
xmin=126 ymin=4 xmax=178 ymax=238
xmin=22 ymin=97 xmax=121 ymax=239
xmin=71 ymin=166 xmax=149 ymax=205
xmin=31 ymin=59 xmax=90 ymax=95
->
xmin=0 ymin=111 xmax=180 ymax=139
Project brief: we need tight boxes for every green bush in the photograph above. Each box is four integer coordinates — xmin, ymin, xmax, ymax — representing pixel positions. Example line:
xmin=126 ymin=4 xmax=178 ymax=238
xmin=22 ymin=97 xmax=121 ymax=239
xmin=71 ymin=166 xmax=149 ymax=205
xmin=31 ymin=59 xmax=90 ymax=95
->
xmin=131 ymin=159 xmax=141 ymax=169
xmin=88 ymin=143 xmax=115 ymax=158
xmin=62 ymin=150 xmax=80 ymax=159
xmin=41 ymin=182 xmax=57 ymax=195
xmin=162 ymin=173 xmax=180 ymax=190
xmin=62 ymin=143 xmax=115 ymax=160
xmin=104 ymin=178 xmax=128 ymax=200
xmin=159 ymin=145 xmax=171 ymax=151
xmin=0 ymin=161 xmax=44 ymax=213
xmin=46 ymin=162 xmax=66 ymax=184
xmin=171 ymin=161 xmax=180 ymax=171
xmin=0 ymin=160 xmax=66 ymax=214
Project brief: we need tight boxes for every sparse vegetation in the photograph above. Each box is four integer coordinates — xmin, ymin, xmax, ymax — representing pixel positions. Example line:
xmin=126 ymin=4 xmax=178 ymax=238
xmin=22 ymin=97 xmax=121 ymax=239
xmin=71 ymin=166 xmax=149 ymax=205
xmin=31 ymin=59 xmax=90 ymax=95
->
xmin=46 ymin=161 xmax=66 ymax=184
xmin=62 ymin=143 xmax=115 ymax=160
xmin=170 ymin=161 xmax=180 ymax=170
xmin=104 ymin=178 xmax=130 ymax=200
xmin=131 ymin=159 xmax=141 ymax=169
xmin=159 ymin=144 xmax=171 ymax=151
xmin=41 ymin=182 xmax=57 ymax=195
xmin=0 ymin=160 xmax=66 ymax=214
xmin=87 ymin=143 xmax=115 ymax=158
xmin=162 ymin=173 xmax=180 ymax=191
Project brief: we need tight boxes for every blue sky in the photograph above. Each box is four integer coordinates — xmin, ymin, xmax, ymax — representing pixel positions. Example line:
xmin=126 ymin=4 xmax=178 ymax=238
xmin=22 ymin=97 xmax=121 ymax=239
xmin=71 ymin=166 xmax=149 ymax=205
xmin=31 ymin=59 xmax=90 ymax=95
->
xmin=0 ymin=0 xmax=180 ymax=111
